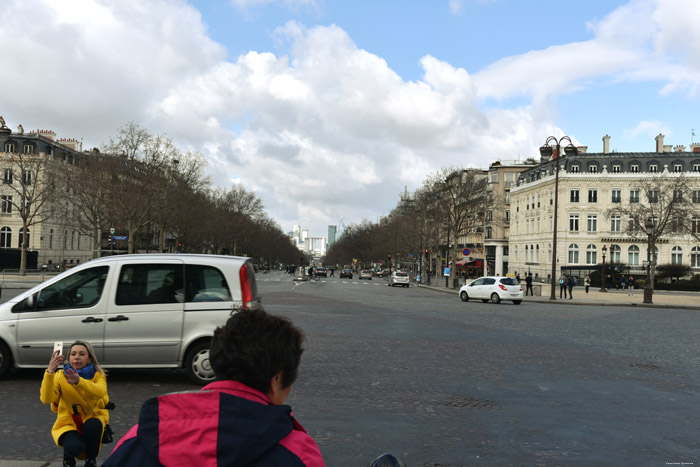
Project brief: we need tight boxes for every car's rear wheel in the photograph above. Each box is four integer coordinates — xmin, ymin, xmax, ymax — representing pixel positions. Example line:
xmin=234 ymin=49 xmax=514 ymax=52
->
xmin=460 ymin=291 xmax=469 ymax=302
xmin=0 ymin=341 xmax=13 ymax=379
xmin=490 ymin=293 xmax=501 ymax=304
xmin=184 ymin=341 xmax=215 ymax=385
xmin=513 ymin=300 xmax=522 ymax=305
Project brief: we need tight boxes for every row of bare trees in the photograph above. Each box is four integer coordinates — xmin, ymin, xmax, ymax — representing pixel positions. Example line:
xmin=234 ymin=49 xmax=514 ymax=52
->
xmin=9 ymin=122 xmax=301 ymax=273
xmin=325 ymin=167 xmax=488 ymax=286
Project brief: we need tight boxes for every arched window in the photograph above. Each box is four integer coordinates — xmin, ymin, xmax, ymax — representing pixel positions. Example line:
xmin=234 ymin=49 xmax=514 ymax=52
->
xmin=568 ymin=244 xmax=579 ymax=264
xmin=672 ymin=246 xmax=683 ymax=264
xmin=49 ymin=229 xmax=54 ymax=249
xmin=536 ymin=245 xmax=540 ymax=262
xmin=691 ymin=247 xmax=700 ymax=268
xmin=610 ymin=245 xmax=621 ymax=263
xmin=525 ymin=245 xmax=529 ymax=262
xmin=18 ymin=227 xmax=29 ymax=248
xmin=628 ymin=245 xmax=640 ymax=265
xmin=0 ymin=227 xmax=11 ymax=248
xmin=586 ymin=244 xmax=597 ymax=265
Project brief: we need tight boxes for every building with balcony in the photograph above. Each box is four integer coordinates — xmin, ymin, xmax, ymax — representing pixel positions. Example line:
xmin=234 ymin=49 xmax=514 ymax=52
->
xmin=509 ymin=134 xmax=700 ymax=284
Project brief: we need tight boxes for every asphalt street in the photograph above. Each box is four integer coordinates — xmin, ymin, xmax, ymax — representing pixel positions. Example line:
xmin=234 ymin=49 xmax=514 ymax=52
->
xmin=1 ymin=271 xmax=699 ymax=466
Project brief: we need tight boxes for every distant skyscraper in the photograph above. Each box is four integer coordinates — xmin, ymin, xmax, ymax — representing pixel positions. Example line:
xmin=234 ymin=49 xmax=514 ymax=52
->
xmin=327 ymin=225 xmax=337 ymax=246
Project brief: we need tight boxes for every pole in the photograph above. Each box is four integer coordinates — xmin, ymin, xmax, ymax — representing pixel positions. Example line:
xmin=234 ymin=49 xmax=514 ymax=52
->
xmin=550 ymin=142 xmax=560 ymax=300
xmin=600 ymin=253 xmax=607 ymax=292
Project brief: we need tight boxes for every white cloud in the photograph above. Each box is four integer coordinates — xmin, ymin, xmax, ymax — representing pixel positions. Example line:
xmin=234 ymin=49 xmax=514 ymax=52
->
xmin=622 ymin=121 xmax=672 ymax=140
xmin=448 ymin=0 xmax=464 ymax=15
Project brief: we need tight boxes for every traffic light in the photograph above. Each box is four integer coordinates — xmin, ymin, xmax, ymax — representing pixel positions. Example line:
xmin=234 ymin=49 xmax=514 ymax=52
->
xmin=424 ymin=249 xmax=429 ymax=258
xmin=387 ymin=254 xmax=391 ymax=260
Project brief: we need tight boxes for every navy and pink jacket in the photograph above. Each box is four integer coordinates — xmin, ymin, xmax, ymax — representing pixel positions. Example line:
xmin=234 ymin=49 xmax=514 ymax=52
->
xmin=103 ymin=380 xmax=325 ymax=466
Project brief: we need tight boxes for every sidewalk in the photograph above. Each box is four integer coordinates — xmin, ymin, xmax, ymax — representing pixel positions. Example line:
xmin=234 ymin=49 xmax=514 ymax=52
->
xmin=417 ymin=282 xmax=700 ymax=309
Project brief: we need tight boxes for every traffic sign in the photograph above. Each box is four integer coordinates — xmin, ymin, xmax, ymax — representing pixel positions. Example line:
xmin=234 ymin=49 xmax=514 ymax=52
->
xmin=110 ymin=227 xmax=115 ymax=235
xmin=463 ymin=248 xmax=470 ymax=256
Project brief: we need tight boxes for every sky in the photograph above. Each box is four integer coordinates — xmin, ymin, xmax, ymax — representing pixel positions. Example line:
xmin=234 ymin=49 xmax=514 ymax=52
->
xmin=2 ymin=0 xmax=700 ymax=240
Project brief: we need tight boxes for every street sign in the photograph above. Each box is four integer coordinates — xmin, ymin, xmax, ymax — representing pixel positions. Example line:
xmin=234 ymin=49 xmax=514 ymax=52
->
xmin=463 ymin=248 xmax=470 ymax=256
xmin=113 ymin=235 xmax=128 ymax=240
xmin=110 ymin=227 xmax=115 ymax=235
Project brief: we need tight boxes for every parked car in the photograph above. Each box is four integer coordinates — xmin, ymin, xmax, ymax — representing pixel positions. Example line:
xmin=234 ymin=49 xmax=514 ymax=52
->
xmin=359 ymin=270 xmax=373 ymax=280
xmin=375 ymin=269 xmax=390 ymax=277
xmin=459 ymin=276 xmax=523 ymax=304
xmin=389 ymin=271 xmax=410 ymax=287
xmin=0 ymin=254 xmax=261 ymax=384
xmin=340 ymin=268 xmax=353 ymax=279
xmin=314 ymin=267 xmax=328 ymax=277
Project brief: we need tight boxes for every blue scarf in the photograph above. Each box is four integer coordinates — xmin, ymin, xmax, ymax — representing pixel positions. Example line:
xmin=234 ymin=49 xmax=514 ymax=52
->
xmin=64 ymin=362 xmax=96 ymax=380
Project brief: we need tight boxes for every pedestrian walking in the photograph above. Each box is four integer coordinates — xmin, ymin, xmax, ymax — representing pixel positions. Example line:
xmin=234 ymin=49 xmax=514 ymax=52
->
xmin=568 ymin=275 xmax=576 ymax=299
xmin=525 ymin=273 xmax=534 ymax=296
xmin=330 ymin=268 xmax=335 ymax=277
xmin=620 ymin=275 xmax=627 ymax=291
xmin=559 ymin=275 xmax=567 ymax=298
xmin=627 ymin=275 xmax=634 ymax=295
xmin=606 ymin=274 xmax=612 ymax=290
xmin=516 ymin=272 xmax=521 ymax=283
xmin=584 ymin=274 xmax=591 ymax=293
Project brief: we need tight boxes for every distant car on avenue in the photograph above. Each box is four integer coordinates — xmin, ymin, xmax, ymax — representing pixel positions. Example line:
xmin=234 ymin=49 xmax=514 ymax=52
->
xmin=340 ymin=269 xmax=353 ymax=279
xmin=314 ymin=267 xmax=328 ymax=277
xmin=459 ymin=276 xmax=523 ymax=304
xmin=389 ymin=271 xmax=410 ymax=287
xmin=359 ymin=270 xmax=373 ymax=280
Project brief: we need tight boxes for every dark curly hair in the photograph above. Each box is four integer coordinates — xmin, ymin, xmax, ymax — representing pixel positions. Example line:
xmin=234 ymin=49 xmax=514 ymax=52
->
xmin=209 ymin=309 xmax=305 ymax=393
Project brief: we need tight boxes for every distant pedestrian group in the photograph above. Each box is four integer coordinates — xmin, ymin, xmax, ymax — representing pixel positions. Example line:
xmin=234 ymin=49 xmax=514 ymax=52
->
xmin=559 ymin=275 xmax=576 ymax=299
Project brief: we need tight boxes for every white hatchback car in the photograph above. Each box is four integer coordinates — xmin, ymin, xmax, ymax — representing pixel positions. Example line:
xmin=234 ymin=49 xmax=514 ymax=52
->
xmin=0 ymin=254 xmax=261 ymax=384
xmin=459 ymin=276 xmax=523 ymax=304
xmin=389 ymin=271 xmax=410 ymax=287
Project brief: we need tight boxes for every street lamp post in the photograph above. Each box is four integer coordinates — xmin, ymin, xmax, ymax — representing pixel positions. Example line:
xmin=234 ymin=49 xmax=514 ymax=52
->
xmin=600 ymin=245 xmax=607 ymax=292
xmin=644 ymin=218 xmax=654 ymax=304
xmin=540 ymin=136 xmax=578 ymax=300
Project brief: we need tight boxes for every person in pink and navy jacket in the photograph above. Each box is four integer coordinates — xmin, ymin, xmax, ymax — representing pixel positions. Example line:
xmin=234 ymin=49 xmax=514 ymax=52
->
xmin=104 ymin=308 xmax=324 ymax=466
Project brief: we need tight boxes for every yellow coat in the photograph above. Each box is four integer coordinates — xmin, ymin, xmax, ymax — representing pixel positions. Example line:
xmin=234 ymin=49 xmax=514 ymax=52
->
xmin=40 ymin=369 xmax=110 ymax=451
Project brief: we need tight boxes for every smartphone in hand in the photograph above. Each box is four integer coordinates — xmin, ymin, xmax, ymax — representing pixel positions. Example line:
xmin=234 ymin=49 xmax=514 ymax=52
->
xmin=53 ymin=341 xmax=63 ymax=356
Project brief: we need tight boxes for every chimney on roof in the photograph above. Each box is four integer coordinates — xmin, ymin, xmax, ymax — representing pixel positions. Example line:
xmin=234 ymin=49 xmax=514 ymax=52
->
xmin=655 ymin=133 xmax=665 ymax=153
xmin=674 ymin=145 xmax=686 ymax=152
xmin=691 ymin=143 xmax=700 ymax=153
xmin=577 ymin=146 xmax=587 ymax=154
xmin=602 ymin=135 xmax=611 ymax=154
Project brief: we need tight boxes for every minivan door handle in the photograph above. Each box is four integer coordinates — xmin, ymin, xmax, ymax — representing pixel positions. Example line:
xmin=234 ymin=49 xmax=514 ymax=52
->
xmin=81 ymin=317 xmax=104 ymax=323
xmin=108 ymin=315 xmax=129 ymax=322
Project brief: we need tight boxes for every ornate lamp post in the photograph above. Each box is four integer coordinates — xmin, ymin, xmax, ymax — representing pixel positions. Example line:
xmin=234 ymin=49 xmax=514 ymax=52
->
xmin=599 ymin=245 xmax=607 ymax=292
xmin=643 ymin=218 xmax=654 ymax=304
xmin=540 ymin=136 xmax=578 ymax=300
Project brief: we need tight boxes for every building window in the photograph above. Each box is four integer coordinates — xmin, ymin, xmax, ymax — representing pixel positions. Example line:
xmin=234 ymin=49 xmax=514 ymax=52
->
xmin=693 ymin=164 xmax=700 ymax=172
xmin=537 ymin=193 xmax=541 ymax=208
xmin=630 ymin=189 xmax=640 ymax=203
xmin=692 ymin=246 xmax=700 ymax=268
xmin=525 ymin=245 xmax=529 ymax=262
xmin=673 ymin=190 xmax=683 ymax=202
xmin=610 ymin=215 xmax=621 ymax=232
xmin=631 ymin=164 xmax=639 ymax=173
xmin=672 ymin=246 xmax=683 ymax=264
xmin=672 ymin=217 xmax=683 ymax=233
xmin=693 ymin=190 xmax=700 ymax=203
xmin=587 ymin=214 xmax=597 ymax=232
xmin=628 ymin=245 xmax=640 ymax=265
xmin=18 ymin=227 xmax=29 ymax=248
xmin=49 ymin=229 xmax=54 ymax=249
xmin=588 ymin=165 xmax=598 ymax=173
xmin=612 ymin=189 xmax=621 ymax=203
xmin=570 ymin=189 xmax=580 ymax=202
xmin=612 ymin=164 xmax=621 ymax=173
xmin=1 ymin=195 xmax=11 ymax=214
xmin=570 ymin=165 xmax=580 ymax=173
xmin=648 ymin=190 xmax=659 ymax=203
xmin=4 ymin=143 xmax=15 ymax=153
xmin=674 ymin=164 xmax=683 ymax=172
xmin=569 ymin=214 xmax=579 ymax=231
xmin=486 ymin=210 xmax=493 ymax=222
xmin=23 ymin=145 xmax=34 ymax=154
xmin=692 ymin=216 xmax=700 ymax=234
xmin=0 ymin=227 xmax=11 ymax=248
xmin=486 ymin=227 xmax=492 ymax=239
xmin=629 ymin=216 xmax=637 ymax=231
xmin=586 ymin=244 xmax=597 ymax=265
xmin=610 ymin=245 xmax=621 ymax=263
xmin=588 ymin=189 xmax=597 ymax=203
xmin=3 ymin=169 xmax=12 ymax=184
xmin=505 ymin=210 xmax=510 ymax=222
xmin=505 ymin=191 xmax=510 ymax=204
xmin=71 ymin=231 xmax=75 ymax=249
xmin=568 ymin=244 xmax=579 ymax=263
xmin=649 ymin=164 xmax=658 ymax=172
xmin=490 ymin=172 xmax=498 ymax=183
xmin=22 ymin=169 xmax=32 ymax=185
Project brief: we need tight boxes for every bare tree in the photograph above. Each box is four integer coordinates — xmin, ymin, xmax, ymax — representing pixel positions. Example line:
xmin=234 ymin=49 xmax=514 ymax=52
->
xmin=2 ymin=152 xmax=57 ymax=274
xmin=607 ymin=173 xmax=700 ymax=288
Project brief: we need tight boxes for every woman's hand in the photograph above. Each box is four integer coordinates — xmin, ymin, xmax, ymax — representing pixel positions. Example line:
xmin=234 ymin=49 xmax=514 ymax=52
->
xmin=47 ymin=350 xmax=63 ymax=374
xmin=64 ymin=367 xmax=80 ymax=385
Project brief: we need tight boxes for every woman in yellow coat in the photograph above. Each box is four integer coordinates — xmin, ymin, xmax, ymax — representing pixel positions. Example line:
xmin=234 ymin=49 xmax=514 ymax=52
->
xmin=40 ymin=340 xmax=109 ymax=467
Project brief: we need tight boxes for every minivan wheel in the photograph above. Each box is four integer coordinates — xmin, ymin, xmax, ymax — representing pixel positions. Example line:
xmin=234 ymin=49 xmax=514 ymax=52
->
xmin=460 ymin=291 xmax=469 ymax=302
xmin=490 ymin=293 xmax=501 ymax=304
xmin=184 ymin=342 xmax=215 ymax=385
xmin=0 ymin=341 xmax=13 ymax=379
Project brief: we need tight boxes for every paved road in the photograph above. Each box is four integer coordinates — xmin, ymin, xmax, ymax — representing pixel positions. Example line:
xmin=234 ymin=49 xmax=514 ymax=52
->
xmin=1 ymin=271 xmax=699 ymax=466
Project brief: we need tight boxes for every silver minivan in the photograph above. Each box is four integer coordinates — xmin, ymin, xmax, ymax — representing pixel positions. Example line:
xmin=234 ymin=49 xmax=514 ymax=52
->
xmin=0 ymin=254 xmax=260 ymax=384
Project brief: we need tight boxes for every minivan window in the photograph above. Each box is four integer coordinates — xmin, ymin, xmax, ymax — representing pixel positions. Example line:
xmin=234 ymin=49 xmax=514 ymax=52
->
xmin=484 ymin=278 xmax=496 ymax=285
xmin=116 ymin=264 xmax=184 ymax=305
xmin=30 ymin=266 xmax=109 ymax=311
xmin=185 ymin=265 xmax=232 ymax=302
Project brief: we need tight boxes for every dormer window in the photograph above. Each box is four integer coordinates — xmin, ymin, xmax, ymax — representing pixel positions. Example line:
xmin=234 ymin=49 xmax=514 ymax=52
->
xmin=612 ymin=164 xmax=621 ymax=173
xmin=570 ymin=165 xmax=580 ymax=173
xmin=649 ymin=164 xmax=658 ymax=172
